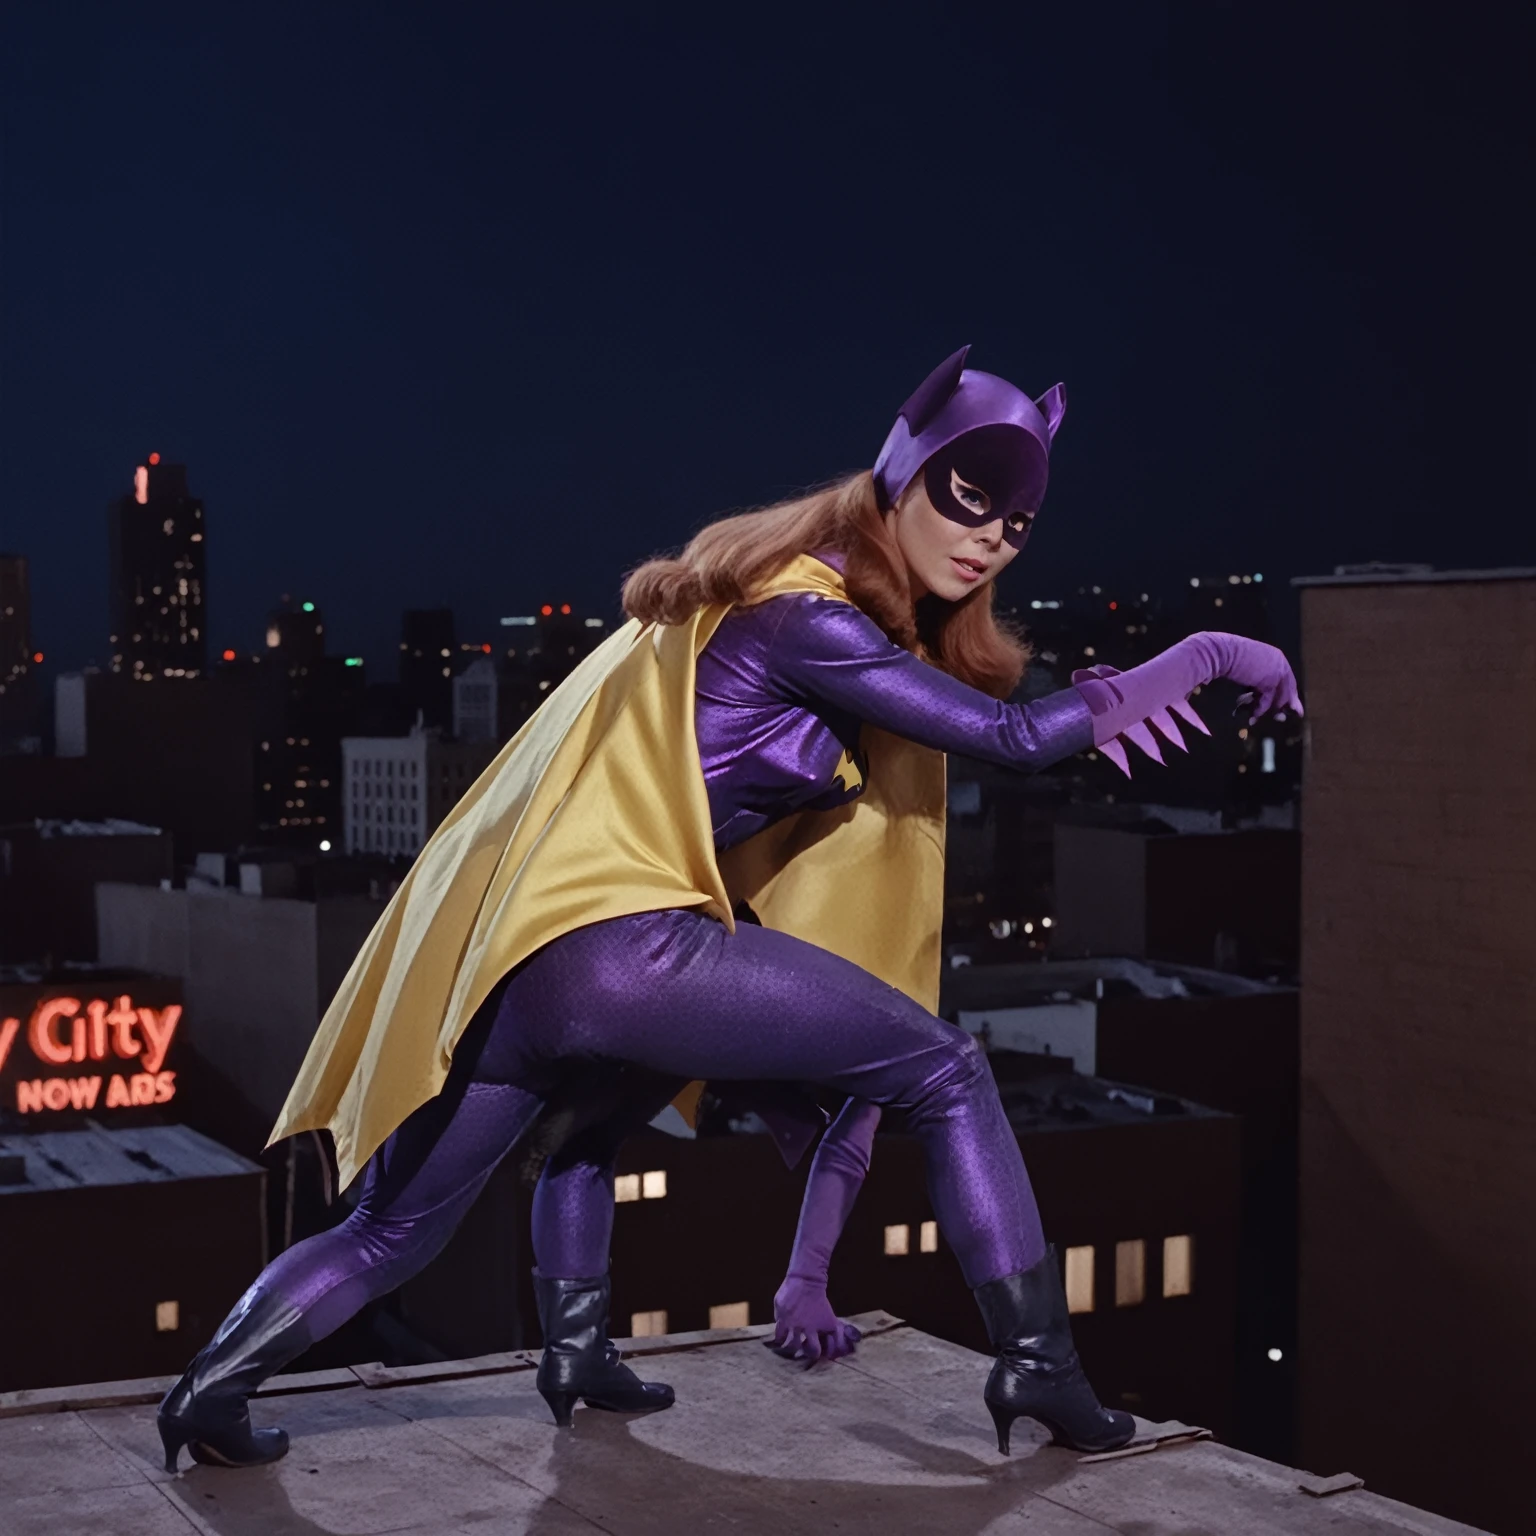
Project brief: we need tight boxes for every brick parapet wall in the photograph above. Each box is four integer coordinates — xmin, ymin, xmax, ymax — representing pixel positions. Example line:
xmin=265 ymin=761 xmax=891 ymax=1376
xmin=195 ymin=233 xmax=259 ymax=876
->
xmin=1298 ymin=576 xmax=1536 ymax=1530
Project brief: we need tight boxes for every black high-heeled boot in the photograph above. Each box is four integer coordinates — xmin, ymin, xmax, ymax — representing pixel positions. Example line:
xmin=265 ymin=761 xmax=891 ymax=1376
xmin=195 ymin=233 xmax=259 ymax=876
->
xmin=157 ymin=1287 xmax=311 ymax=1472
xmin=534 ymin=1271 xmax=675 ymax=1427
xmin=974 ymin=1247 xmax=1136 ymax=1455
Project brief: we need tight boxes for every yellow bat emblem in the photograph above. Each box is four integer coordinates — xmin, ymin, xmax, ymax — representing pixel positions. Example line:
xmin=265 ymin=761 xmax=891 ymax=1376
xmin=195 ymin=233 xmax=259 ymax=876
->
xmin=833 ymin=747 xmax=865 ymax=794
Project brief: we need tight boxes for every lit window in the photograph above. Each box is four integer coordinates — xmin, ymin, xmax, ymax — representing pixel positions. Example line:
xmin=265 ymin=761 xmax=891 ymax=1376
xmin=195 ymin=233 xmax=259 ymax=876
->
xmin=642 ymin=1169 xmax=667 ymax=1200
xmin=1163 ymin=1235 xmax=1194 ymax=1297
xmin=709 ymin=1302 xmax=749 ymax=1329
xmin=614 ymin=1174 xmax=641 ymax=1203
xmin=155 ymin=1300 xmax=180 ymax=1332
xmin=1115 ymin=1240 xmax=1146 ymax=1307
xmin=1064 ymin=1245 xmax=1095 ymax=1313
xmin=884 ymin=1224 xmax=910 ymax=1257
xmin=919 ymin=1220 xmax=938 ymax=1253
xmin=1262 ymin=738 xmax=1276 ymax=773
xmin=629 ymin=1310 xmax=668 ymax=1338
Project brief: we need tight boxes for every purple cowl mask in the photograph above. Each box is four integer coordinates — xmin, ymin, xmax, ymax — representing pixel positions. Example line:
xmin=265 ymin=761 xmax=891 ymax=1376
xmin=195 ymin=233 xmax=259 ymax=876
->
xmin=872 ymin=345 xmax=1066 ymax=550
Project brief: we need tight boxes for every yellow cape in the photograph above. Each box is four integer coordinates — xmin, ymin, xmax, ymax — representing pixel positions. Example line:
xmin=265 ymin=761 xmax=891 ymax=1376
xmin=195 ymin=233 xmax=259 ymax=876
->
xmin=271 ymin=555 xmax=947 ymax=1188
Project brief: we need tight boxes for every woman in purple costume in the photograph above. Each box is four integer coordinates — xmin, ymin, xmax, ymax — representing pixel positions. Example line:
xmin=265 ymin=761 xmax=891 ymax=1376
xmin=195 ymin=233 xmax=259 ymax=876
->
xmin=159 ymin=348 xmax=1300 ymax=1471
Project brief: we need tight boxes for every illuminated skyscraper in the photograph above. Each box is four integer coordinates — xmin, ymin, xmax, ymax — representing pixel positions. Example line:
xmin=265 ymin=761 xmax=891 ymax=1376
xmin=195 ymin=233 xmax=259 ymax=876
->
xmin=252 ymin=596 xmax=366 ymax=845
xmin=107 ymin=454 xmax=207 ymax=680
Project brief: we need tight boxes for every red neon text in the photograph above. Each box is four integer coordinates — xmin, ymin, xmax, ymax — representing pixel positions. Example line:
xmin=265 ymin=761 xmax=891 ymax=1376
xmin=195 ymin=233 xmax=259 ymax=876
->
xmin=20 ymin=995 xmax=180 ymax=1074
xmin=16 ymin=1071 xmax=176 ymax=1114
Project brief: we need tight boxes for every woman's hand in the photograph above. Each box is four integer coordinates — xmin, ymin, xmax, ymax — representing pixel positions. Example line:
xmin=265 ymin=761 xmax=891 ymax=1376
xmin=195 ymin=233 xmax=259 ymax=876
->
xmin=769 ymin=1274 xmax=862 ymax=1364
xmin=1198 ymin=632 xmax=1304 ymax=720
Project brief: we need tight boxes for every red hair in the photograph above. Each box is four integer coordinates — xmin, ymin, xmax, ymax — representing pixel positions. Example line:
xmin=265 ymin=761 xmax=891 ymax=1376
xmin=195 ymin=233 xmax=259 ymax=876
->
xmin=621 ymin=471 xmax=1030 ymax=699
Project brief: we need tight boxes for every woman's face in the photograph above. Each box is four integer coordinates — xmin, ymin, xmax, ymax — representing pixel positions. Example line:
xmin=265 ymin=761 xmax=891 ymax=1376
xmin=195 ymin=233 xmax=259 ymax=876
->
xmin=888 ymin=470 xmax=1028 ymax=601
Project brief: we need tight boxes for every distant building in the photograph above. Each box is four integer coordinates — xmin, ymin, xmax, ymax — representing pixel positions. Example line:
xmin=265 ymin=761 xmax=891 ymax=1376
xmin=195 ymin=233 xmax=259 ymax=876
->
xmin=0 ymin=553 xmax=40 ymax=752
xmin=0 ymin=818 xmax=172 ymax=964
xmin=1294 ymin=564 xmax=1536 ymax=1535
xmin=96 ymin=866 xmax=387 ymax=1126
xmin=399 ymin=609 xmax=456 ymax=732
xmin=107 ymin=455 xmax=207 ymax=680
xmin=497 ymin=604 xmax=608 ymax=737
xmin=248 ymin=596 xmax=366 ymax=846
xmin=0 ymin=554 xmax=28 ymax=689
xmin=453 ymin=655 xmax=499 ymax=743
xmin=942 ymin=754 xmax=1073 ymax=954
xmin=1183 ymin=572 xmax=1271 ymax=641
xmin=1 ymin=670 xmax=259 ymax=857
xmin=1051 ymin=808 xmax=1300 ymax=978
xmin=0 ymin=1123 xmax=263 ymax=1392
xmin=341 ymin=729 xmax=498 ymax=858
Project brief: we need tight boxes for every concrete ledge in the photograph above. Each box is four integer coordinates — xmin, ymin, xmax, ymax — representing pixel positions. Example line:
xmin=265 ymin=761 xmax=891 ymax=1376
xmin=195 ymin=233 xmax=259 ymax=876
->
xmin=0 ymin=1374 xmax=182 ymax=1419
xmin=0 ymin=1312 xmax=907 ymax=1416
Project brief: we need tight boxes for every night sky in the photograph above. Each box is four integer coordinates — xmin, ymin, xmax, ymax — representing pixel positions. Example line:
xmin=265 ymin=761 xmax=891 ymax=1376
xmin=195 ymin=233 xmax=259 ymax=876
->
xmin=4 ymin=6 xmax=1534 ymax=677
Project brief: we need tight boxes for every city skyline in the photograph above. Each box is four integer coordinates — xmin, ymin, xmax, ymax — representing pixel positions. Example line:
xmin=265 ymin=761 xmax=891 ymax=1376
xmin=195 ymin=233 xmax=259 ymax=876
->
xmin=4 ymin=9 xmax=1535 ymax=676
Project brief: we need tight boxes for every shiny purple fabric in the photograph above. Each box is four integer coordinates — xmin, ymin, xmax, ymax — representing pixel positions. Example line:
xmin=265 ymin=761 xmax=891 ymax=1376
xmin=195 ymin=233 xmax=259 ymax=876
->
xmin=772 ymin=1097 xmax=882 ymax=1361
xmin=493 ymin=910 xmax=1043 ymax=1292
xmin=239 ymin=589 xmax=1085 ymax=1357
xmin=872 ymin=345 xmax=1065 ymax=521
xmin=697 ymin=593 xmax=1093 ymax=849
xmin=242 ymin=909 xmax=1044 ymax=1355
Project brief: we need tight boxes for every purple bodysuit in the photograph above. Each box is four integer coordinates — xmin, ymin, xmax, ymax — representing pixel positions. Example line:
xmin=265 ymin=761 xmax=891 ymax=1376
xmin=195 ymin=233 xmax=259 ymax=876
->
xmin=697 ymin=592 xmax=1091 ymax=849
xmin=220 ymin=590 xmax=1096 ymax=1354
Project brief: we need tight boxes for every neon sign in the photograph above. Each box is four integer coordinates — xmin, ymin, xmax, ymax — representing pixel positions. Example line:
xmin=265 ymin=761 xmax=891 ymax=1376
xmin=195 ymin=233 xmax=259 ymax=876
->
xmin=0 ymin=994 xmax=182 ymax=1116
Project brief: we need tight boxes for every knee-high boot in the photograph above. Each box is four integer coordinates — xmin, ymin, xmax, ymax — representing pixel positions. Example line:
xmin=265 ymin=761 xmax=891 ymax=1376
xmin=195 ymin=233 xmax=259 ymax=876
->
xmin=534 ymin=1271 xmax=675 ymax=1427
xmin=974 ymin=1247 xmax=1136 ymax=1455
xmin=157 ymin=1287 xmax=311 ymax=1472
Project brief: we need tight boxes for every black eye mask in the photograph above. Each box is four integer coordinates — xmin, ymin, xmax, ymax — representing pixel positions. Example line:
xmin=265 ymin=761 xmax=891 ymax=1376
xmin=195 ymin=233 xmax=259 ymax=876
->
xmin=920 ymin=423 xmax=1045 ymax=551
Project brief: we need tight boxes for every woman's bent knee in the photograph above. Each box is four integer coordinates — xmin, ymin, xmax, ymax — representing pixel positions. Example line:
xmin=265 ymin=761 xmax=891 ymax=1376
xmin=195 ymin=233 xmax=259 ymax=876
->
xmin=905 ymin=1028 xmax=992 ymax=1120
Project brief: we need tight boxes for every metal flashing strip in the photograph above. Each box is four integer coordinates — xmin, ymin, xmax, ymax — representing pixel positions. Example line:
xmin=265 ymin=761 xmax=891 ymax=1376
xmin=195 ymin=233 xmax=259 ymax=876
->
xmin=1292 ymin=566 xmax=1536 ymax=589
xmin=1299 ymin=1471 xmax=1366 ymax=1498
xmin=1077 ymin=1420 xmax=1213 ymax=1464
xmin=0 ymin=1312 xmax=909 ymax=1416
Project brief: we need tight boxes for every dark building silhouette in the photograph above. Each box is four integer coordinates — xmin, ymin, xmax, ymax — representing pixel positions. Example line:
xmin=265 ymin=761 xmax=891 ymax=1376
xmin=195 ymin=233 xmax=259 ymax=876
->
xmin=496 ymin=603 xmax=609 ymax=739
xmin=399 ymin=609 xmax=456 ymax=731
xmin=1295 ymin=565 xmax=1536 ymax=1534
xmin=1052 ymin=811 xmax=1300 ymax=979
xmin=107 ymin=455 xmax=207 ymax=681
xmin=1183 ymin=572 xmax=1273 ymax=641
xmin=0 ymin=819 xmax=173 ymax=964
xmin=246 ymin=596 xmax=366 ymax=846
xmin=0 ymin=670 xmax=259 ymax=857
xmin=0 ymin=1124 xmax=264 ymax=1392
xmin=0 ymin=553 xmax=40 ymax=750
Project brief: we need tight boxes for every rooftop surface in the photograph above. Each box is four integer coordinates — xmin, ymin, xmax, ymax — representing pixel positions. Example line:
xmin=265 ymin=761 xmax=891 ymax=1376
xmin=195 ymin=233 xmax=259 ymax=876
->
xmin=1 ymin=1315 xmax=1485 ymax=1535
xmin=0 ymin=1125 xmax=260 ymax=1195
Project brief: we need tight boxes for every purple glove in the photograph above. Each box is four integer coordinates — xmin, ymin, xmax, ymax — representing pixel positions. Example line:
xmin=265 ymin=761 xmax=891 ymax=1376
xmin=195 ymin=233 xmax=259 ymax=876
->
xmin=769 ymin=1097 xmax=880 ymax=1364
xmin=1072 ymin=631 xmax=1302 ymax=778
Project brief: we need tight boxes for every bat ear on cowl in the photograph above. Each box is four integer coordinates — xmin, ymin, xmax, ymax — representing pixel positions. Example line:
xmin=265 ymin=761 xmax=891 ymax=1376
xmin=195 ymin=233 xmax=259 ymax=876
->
xmin=1034 ymin=383 xmax=1067 ymax=441
xmin=899 ymin=345 xmax=971 ymax=434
